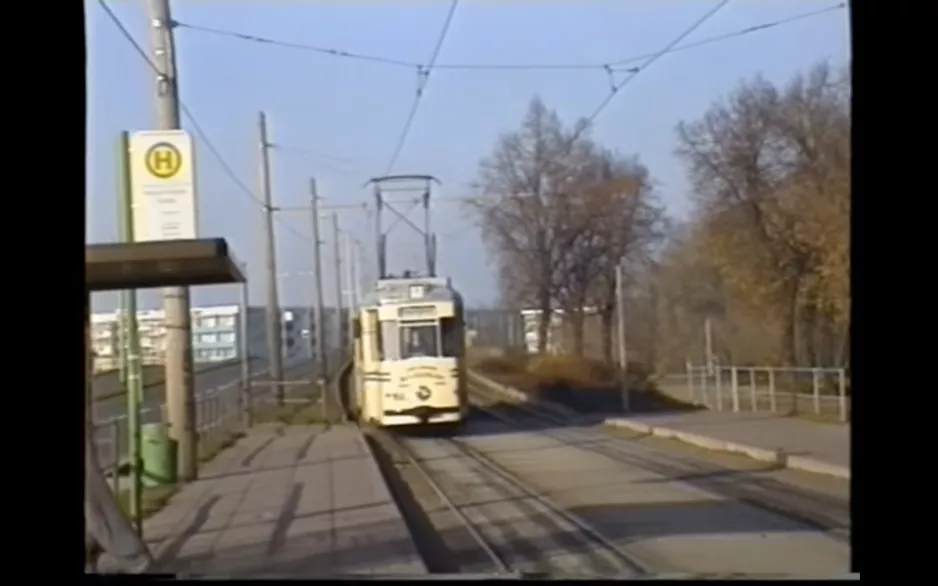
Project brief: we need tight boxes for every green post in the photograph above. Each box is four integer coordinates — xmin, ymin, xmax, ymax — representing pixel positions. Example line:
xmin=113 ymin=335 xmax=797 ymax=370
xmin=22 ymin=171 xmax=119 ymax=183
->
xmin=117 ymin=131 xmax=144 ymax=535
xmin=118 ymin=318 xmax=127 ymax=386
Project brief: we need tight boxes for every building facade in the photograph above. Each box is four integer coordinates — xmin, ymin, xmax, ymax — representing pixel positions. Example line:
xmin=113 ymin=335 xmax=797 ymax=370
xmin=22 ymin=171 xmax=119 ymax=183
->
xmin=90 ymin=304 xmax=348 ymax=373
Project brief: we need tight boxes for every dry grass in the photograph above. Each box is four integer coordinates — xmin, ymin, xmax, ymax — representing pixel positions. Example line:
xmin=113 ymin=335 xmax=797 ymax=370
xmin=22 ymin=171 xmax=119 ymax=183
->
xmin=471 ymin=351 xmax=618 ymax=394
xmin=470 ymin=350 xmax=699 ymax=413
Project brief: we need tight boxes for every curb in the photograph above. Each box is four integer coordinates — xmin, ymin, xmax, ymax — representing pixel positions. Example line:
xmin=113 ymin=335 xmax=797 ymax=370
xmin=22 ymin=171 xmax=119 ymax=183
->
xmin=468 ymin=369 xmax=851 ymax=482
xmin=604 ymin=418 xmax=850 ymax=481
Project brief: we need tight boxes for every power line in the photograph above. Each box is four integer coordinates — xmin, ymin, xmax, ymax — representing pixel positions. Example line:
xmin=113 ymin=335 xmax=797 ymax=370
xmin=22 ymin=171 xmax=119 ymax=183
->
xmin=95 ymin=0 xmax=311 ymax=244
xmin=269 ymin=144 xmax=367 ymax=178
xmin=606 ymin=3 xmax=845 ymax=69
xmin=173 ymin=4 xmax=844 ymax=73
xmin=573 ymin=0 xmax=734 ymax=143
xmin=383 ymin=0 xmax=461 ymax=175
xmin=269 ymin=143 xmax=358 ymax=166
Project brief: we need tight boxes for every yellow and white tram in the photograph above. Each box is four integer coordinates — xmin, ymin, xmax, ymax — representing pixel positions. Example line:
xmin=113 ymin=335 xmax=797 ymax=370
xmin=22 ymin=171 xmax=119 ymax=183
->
xmin=350 ymin=276 xmax=467 ymax=429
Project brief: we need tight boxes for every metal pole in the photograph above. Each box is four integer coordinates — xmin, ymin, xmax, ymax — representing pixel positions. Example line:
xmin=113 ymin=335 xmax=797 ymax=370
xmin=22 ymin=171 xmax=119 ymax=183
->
xmin=344 ymin=233 xmax=356 ymax=352
xmin=118 ymin=311 xmax=127 ymax=387
xmin=145 ymin=0 xmax=197 ymax=482
xmin=615 ymin=262 xmax=630 ymax=412
xmin=238 ymin=263 xmax=253 ymax=427
xmin=354 ymin=238 xmax=364 ymax=303
xmin=258 ymin=111 xmax=284 ymax=406
xmin=332 ymin=213 xmax=345 ymax=356
xmin=310 ymin=180 xmax=328 ymax=379
xmin=704 ymin=316 xmax=713 ymax=374
xmin=117 ymin=130 xmax=144 ymax=534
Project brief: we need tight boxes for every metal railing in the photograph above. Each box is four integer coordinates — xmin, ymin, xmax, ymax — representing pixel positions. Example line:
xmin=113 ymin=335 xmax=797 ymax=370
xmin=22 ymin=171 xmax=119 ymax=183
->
xmin=92 ymin=365 xmax=272 ymax=490
xmin=91 ymin=350 xmax=349 ymax=493
xmin=654 ymin=362 xmax=850 ymax=423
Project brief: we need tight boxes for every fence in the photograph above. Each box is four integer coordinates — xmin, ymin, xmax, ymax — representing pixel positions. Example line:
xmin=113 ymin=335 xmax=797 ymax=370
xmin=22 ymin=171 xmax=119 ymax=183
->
xmin=92 ymin=351 xmax=339 ymax=488
xmin=655 ymin=363 xmax=851 ymax=423
xmin=92 ymin=366 xmax=265 ymax=488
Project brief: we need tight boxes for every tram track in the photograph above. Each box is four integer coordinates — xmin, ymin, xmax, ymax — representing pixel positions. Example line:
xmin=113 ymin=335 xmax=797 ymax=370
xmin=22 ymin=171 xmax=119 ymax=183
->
xmin=466 ymin=380 xmax=851 ymax=545
xmin=365 ymin=423 xmax=651 ymax=578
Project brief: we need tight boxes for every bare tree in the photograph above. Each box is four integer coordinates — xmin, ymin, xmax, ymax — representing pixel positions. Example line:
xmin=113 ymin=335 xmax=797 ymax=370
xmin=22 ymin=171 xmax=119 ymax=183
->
xmin=672 ymin=62 xmax=851 ymax=368
xmin=467 ymin=96 xmax=590 ymax=353
xmin=551 ymin=149 xmax=666 ymax=359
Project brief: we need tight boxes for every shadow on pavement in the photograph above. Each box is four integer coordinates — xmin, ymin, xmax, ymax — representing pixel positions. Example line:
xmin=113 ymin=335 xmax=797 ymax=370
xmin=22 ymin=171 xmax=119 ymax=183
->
xmin=154 ymin=495 xmax=846 ymax=578
xmin=448 ymin=402 xmax=849 ymax=544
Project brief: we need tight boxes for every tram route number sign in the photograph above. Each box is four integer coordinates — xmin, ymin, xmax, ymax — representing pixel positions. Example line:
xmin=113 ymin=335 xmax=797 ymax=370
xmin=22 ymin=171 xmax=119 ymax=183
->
xmin=129 ymin=130 xmax=199 ymax=242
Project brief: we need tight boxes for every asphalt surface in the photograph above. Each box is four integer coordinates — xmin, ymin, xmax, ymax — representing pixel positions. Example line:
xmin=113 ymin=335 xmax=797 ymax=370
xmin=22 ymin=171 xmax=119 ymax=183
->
xmin=454 ymin=408 xmax=850 ymax=577
xmin=92 ymin=360 xmax=269 ymax=424
xmin=91 ymin=359 xmax=248 ymax=400
xmin=92 ymin=349 xmax=349 ymax=425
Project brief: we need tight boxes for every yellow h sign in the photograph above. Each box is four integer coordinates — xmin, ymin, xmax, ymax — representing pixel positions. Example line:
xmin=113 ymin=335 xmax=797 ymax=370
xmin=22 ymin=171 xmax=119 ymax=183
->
xmin=144 ymin=142 xmax=183 ymax=179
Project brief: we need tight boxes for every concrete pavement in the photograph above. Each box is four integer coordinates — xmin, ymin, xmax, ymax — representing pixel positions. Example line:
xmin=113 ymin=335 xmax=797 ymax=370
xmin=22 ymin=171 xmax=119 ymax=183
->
xmin=460 ymin=415 xmax=850 ymax=577
xmin=468 ymin=369 xmax=850 ymax=479
xmin=137 ymin=424 xmax=426 ymax=578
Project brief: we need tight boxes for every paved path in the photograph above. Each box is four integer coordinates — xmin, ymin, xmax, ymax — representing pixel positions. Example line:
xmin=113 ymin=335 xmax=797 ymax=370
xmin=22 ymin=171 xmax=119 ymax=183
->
xmin=461 ymin=415 xmax=850 ymax=577
xmin=607 ymin=410 xmax=849 ymax=469
xmin=138 ymin=424 xmax=426 ymax=578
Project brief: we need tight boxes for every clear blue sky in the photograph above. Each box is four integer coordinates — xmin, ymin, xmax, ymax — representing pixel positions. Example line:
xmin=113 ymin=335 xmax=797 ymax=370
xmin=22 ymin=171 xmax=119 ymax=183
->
xmin=86 ymin=0 xmax=849 ymax=312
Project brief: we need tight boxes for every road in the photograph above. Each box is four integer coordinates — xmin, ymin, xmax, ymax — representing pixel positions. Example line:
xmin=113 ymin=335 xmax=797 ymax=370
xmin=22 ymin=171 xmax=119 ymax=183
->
xmin=92 ymin=360 xmax=270 ymax=424
xmin=91 ymin=352 xmax=348 ymax=471
xmin=91 ymin=359 xmax=252 ymax=401
xmin=92 ymin=349 xmax=348 ymax=425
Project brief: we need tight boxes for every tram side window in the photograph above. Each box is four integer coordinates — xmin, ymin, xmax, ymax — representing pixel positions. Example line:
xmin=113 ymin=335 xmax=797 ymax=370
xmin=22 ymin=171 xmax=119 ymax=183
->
xmin=399 ymin=322 xmax=439 ymax=358
xmin=367 ymin=310 xmax=382 ymax=361
xmin=441 ymin=317 xmax=462 ymax=357
xmin=381 ymin=320 xmax=399 ymax=360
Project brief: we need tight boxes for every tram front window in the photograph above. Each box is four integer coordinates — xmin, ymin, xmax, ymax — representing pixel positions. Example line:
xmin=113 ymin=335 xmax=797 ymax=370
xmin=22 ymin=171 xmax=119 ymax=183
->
xmin=400 ymin=323 xmax=439 ymax=358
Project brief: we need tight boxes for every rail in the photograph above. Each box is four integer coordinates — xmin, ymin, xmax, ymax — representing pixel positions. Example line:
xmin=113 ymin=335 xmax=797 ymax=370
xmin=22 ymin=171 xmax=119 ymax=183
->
xmin=467 ymin=375 xmax=851 ymax=542
xmin=655 ymin=363 xmax=851 ymax=423
xmin=368 ymin=421 xmax=648 ymax=577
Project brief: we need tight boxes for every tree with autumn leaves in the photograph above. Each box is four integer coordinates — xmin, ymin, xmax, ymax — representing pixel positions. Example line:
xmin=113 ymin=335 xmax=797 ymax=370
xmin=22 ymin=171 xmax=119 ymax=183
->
xmin=470 ymin=62 xmax=850 ymax=372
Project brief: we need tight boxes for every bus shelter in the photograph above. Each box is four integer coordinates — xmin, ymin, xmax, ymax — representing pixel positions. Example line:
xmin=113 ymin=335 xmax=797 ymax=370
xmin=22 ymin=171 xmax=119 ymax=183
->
xmin=84 ymin=238 xmax=246 ymax=573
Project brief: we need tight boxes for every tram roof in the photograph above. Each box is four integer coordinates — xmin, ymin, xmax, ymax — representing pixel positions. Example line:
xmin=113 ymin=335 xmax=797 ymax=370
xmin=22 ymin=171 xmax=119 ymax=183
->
xmin=361 ymin=276 xmax=462 ymax=307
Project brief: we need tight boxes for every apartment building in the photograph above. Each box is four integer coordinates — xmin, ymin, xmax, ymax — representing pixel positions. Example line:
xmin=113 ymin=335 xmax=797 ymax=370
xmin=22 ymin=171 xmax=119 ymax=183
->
xmin=89 ymin=304 xmax=343 ymax=372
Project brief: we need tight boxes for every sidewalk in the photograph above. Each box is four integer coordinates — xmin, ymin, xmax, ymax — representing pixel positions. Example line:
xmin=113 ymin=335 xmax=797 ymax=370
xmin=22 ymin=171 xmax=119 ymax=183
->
xmin=133 ymin=424 xmax=426 ymax=578
xmin=604 ymin=410 xmax=850 ymax=478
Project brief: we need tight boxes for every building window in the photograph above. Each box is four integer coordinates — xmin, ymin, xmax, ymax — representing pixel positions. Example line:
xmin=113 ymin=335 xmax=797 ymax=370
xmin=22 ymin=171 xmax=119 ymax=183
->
xmin=200 ymin=333 xmax=218 ymax=344
xmin=201 ymin=316 xmax=218 ymax=329
xmin=219 ymin=332 xmax=235 ymax=343
xmin=219 ymin=315 xmax=235 ymax=328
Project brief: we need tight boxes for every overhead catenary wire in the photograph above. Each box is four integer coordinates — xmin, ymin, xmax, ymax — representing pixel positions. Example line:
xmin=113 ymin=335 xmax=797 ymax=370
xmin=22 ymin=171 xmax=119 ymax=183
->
xmin=383 ymin=0 xmax=461 ymax=175
xmin=95 ymin=0 xmax=312 ymax=245
xmin=173 ymin=3 xmax=844 ymax=73
xmin=569 ymin=0 xmax=734 ymax=147
xmin=268 ymin=143 xmax=367 ymax=179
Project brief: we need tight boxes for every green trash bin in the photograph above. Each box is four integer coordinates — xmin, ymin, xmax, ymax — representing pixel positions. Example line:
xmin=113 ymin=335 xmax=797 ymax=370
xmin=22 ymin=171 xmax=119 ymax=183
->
xmin=141 ymin=423 xmax=178 ymax=487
